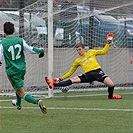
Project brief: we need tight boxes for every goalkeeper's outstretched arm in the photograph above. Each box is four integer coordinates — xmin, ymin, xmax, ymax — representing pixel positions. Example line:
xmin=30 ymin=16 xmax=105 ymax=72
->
xmin=106 ymin=33 xmax=114 ymax=44
xmin=96 ymin=33 xmax=114 ymax=56
xmin=53 ymin=62 xmax=79 ymax=83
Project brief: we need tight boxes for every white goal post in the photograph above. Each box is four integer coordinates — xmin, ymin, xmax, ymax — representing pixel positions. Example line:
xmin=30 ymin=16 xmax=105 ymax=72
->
xmin=47 ymin=0 xmax=54 ymax=97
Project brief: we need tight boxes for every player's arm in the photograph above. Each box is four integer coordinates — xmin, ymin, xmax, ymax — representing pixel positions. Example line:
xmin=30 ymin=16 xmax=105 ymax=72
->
xmin=23 ymin=39 xmax=44 ymax=58
xmin=0 ymin=44 xmax=3 ymax=66
xmin=61 ymin=64 xmax=78 ymax=80
xmin=54 ymin=59 xmax=79 ymax=82
xmin=96 ymin=33 xmax=114 ymax=55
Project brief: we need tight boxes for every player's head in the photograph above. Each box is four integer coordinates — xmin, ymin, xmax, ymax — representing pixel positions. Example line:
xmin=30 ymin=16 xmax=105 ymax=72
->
xmin=75 ymin=43 xmax=86 ymax=56
xmin=4 ymin=22 xmax=15 ymax=35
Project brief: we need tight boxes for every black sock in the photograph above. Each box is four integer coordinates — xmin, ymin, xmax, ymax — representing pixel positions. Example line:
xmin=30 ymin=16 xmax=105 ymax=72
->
xmin=108 ymin=86 xmax=114 ymax=98
xmin=55 ymin=79 xmax=72 ymax=87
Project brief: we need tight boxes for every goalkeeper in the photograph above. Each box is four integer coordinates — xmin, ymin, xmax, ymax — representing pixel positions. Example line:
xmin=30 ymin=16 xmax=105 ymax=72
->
xmin=0 ymin=22 xmax=47 ymax=113
xmin=45 ymin=33 xmax=122 ymax=99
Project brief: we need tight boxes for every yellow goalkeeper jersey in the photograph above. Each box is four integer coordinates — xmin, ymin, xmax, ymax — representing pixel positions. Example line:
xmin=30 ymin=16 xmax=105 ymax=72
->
xmin=62 ymin=43 xmax=110 ymax=80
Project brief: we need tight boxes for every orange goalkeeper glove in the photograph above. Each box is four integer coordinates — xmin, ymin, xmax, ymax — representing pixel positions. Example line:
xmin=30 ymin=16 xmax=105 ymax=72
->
xmin=53 ymin=77 xmax=63 ymax=84
xmin=106 ymin=33 xmax=114 ymax=44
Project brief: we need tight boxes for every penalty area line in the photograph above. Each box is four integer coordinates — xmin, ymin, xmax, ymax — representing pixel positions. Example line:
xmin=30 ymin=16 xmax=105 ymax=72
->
xmin=0 ymin=106 xmax=133 ymax=112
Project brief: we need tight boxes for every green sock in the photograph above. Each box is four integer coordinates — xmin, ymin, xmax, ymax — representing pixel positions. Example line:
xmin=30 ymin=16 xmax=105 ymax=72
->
xmin=23 ymin=93 xmax=38 ymax=104
xmin=16 ymin=93 xmax=21 ymax=106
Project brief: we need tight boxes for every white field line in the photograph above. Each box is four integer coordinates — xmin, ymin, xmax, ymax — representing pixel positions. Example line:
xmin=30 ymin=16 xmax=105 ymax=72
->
xmin=0 ymin=92 xmax=132 ymax=112
xmin=54 ymin=92 xmax=133 ymax=98
xmin=0 ymin=106 xmax=133 ymax=112
xmin=0 ymin=92 xmax=132 ymax=101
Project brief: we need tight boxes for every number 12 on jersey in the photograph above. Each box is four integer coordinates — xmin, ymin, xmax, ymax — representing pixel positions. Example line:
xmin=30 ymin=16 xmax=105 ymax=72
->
xmin=8 ymin=44 xmax=21 ymax=60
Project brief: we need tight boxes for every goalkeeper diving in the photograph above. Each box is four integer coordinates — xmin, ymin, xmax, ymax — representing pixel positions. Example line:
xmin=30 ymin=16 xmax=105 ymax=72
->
xmin=45 ymin=33 xmax=122 ymax=99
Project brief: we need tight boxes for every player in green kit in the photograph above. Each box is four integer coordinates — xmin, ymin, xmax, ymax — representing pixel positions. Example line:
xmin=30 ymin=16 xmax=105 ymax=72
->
xmin=0 ymin=22 xmax=47 ymax=114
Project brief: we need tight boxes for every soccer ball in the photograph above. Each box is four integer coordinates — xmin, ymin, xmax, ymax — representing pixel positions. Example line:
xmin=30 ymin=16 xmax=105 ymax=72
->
xmin=61 ymin=86 xmax=69 ymax=93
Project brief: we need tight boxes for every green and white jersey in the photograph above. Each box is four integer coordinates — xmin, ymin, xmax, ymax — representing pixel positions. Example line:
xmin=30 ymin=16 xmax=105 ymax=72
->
xmin=0 ymin=36 xmax=44 ymax=75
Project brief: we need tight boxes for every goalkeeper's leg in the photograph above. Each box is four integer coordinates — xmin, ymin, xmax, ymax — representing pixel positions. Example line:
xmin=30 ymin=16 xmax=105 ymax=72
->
xmin=103 ymin=77 xmax=122 ymax=99
xmin=55 ymin=75 xmax=81 ymax=87
xmin=45 ymin=77 xmax=72 ymax=88
xmin=45 ymin=76 xmax=81 ymax=89
xmin=54 ymin=79 xmax=72 ymax=87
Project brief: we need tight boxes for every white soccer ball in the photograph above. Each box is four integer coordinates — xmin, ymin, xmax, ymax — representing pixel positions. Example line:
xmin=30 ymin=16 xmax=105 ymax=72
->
xmin=61 ymin=86 xmax=69 ymax=93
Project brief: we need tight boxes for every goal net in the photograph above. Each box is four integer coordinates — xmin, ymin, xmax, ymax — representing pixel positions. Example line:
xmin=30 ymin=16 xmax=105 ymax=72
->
xmin=0 ymin=0 xmax=133 ymax=97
